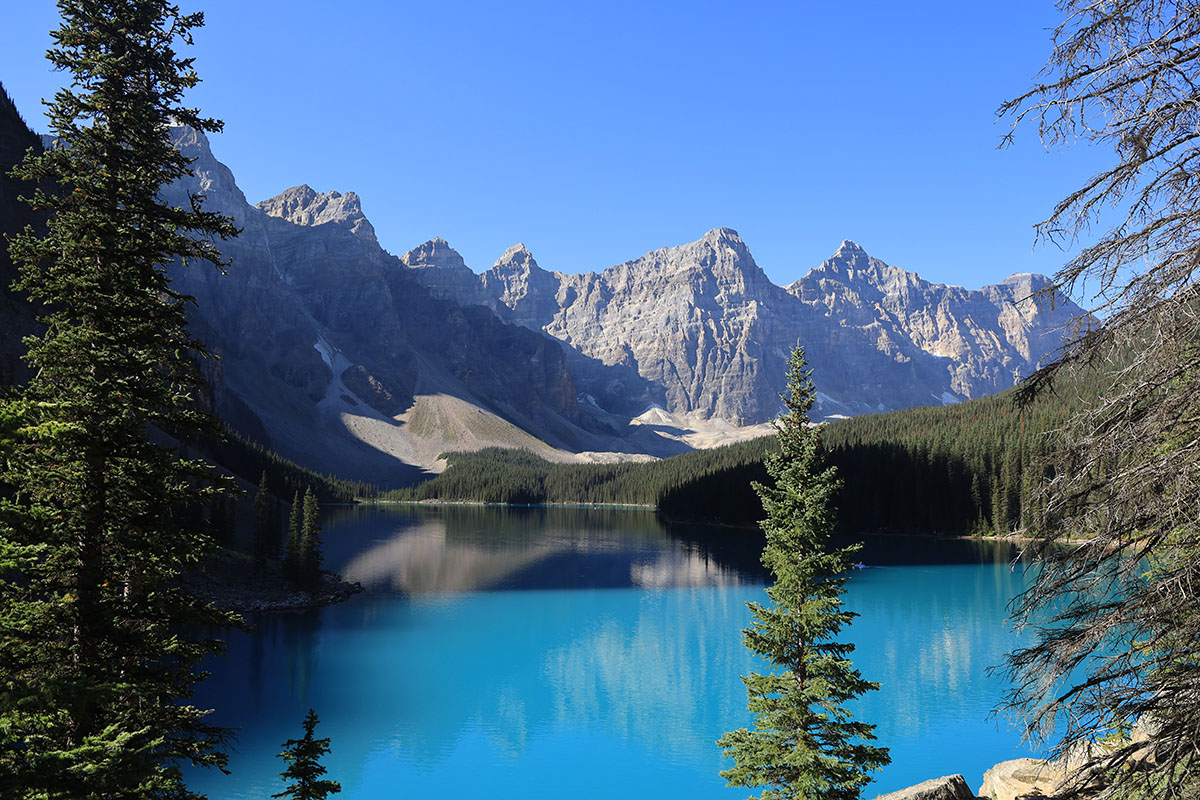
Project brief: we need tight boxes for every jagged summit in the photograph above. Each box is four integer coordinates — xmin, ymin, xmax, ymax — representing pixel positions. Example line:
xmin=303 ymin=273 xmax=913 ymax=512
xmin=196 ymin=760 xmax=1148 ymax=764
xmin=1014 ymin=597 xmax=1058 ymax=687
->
xmin=256 ymin=184 xmax=377 ymax=244
xmin=398 ymin=238 xmax=481 ymax=303
xmin=400 ymin=237 xmax=470 ymax=272
xmin=389 ymin=225 xmax=1087 ymax=424
xmin=796 ymin=238 xmax=930 ymax=293
xmin=166 ymin=126 xmax=249 ymax=219
xmin=611 ymin=227 xmax=765 ymax=289
xmin=702 ymin=226 xmax=743 ymax=244
xmin=494 ymin=242 xmax=543 ymax=273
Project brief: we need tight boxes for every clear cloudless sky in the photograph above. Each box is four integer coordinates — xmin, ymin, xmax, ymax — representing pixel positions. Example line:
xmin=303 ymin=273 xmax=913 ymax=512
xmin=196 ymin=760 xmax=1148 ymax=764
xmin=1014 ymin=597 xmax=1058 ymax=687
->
xmin=0 ymin=1 xmax=1111 ymax=291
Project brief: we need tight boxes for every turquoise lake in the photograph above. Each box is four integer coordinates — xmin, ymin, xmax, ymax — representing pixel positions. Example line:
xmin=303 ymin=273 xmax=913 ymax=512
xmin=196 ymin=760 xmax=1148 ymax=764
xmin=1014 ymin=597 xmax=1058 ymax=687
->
xmin=187 ymin=505 xmax=1036 ymax=799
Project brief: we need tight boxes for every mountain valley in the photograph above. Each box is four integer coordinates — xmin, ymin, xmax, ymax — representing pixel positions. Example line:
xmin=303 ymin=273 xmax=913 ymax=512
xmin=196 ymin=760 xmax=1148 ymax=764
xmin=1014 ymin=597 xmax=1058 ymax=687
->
xmin=0 ymin=85 xmax=1086 ymax=486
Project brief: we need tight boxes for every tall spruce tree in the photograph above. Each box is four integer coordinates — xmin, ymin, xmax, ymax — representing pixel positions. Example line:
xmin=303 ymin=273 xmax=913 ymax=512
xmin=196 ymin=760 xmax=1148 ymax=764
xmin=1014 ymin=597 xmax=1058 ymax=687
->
xmin=253 ymin=470 xmax=274 ymax=570
xmin=273 ymin=709 xmax=341 ymax=800
xmin=0 ymin=1 xmax=238 ymax=797
xmin=718 ymin=346 xmax=889 ymax=800
xmin=299 ymin=487 xmax=322 ymax=590
xmin=284 ymin=487 xmax=302 ymax=582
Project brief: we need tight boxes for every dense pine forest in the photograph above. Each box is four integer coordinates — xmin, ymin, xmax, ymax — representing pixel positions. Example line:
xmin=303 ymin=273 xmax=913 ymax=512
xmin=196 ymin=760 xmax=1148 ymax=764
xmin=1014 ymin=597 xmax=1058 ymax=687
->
xmin=387 ymin=366 xmax=1100 ymax=535
xmin=380 ymin=439 xmax=774 ymax=510
xmin=824 ymin=384 xmax=1086 ymax=535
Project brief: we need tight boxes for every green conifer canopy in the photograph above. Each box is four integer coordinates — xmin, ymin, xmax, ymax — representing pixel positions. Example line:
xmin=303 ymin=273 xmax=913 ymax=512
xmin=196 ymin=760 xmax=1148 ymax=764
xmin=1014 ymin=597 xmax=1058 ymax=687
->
xmin=718 ymin=347 xmax=889 ymax=800
xmin=0 ymin=1 xmax=239 ymax=796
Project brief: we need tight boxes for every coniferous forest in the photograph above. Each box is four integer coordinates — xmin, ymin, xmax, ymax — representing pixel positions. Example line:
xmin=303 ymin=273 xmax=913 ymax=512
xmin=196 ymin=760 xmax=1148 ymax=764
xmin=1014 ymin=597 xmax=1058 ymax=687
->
xmin=383 ymin=364 xmax=1098 ymax=536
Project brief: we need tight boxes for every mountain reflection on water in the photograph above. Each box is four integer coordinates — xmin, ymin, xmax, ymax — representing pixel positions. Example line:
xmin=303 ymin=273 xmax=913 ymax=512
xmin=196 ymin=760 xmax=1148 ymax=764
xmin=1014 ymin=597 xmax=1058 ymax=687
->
xmin=188 ymin=505 xmax=1035 ymax=800
xmin=323 ymin=505 xmax=769 ymax=594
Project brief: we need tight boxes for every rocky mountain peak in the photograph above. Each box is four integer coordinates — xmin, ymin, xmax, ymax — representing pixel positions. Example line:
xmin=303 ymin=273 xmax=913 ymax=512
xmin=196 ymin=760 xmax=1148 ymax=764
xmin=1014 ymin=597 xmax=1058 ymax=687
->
xmin=494 ymin=243 xmax=543 ymax=274
xmin=693 ymin=226 xmax=748 ymax=259
xmin=982 ymin=273 xmax=1063 ymax=322
xmin=166 ymin=126 xmax=249 ymax=221
xmin=798 ymin=238 xmax=921 ymax=294
xmin=836 ymin=239 xmax=866 ymax=255
xmin=994 ymin=272 xmax=1045 ymax=294
xmin=256 ymin=184 xmax=377 ymax=244
xmin=825 ymin=239 xmax=874 ymax=271
xmin=701 ymin=226 xmax=744 ymax=247
xmin=400 ymin=237 xmax=470 ymax=272
xmin=658 ymin=226 xmax=767 ymax=290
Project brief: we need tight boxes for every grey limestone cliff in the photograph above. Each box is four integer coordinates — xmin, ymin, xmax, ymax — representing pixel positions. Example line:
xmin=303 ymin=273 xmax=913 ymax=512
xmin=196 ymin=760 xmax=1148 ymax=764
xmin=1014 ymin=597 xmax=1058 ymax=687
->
xmin=788 ymin=241 xmax=1080 ymax=402
xmin=403 ymin=230 xmax=1085 ymax=424
xmin=256 ymin=184 xmax=378 ymax=244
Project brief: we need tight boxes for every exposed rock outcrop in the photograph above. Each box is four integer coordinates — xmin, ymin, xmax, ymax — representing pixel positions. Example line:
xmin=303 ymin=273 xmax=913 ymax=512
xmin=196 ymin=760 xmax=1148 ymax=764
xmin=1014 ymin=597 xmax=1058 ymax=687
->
xmin=789 ymin=242 xmax=1080 ymax=402
xmin=405 ymin=231 xmax=1087 ymax=424
xmin=400 ymin=236 xmax=485 ymax=303
xmin=159 ymin=127 xmax=590 ymax=485
xmin=977 ymin=758 xmax=1061 ymax=800
xmin=873 ymin=774 xmax=978 ymax=800
xmin=255 ymin=184 xmax=378 ymax=244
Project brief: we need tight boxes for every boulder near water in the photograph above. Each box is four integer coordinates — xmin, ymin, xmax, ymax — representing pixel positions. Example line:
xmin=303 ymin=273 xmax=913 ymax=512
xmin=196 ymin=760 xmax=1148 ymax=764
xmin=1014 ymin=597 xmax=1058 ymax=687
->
xmin=977 ymin=758 xmax=1060 ymax=800
xmin=872 ymin=774 xmax=978 ymax=800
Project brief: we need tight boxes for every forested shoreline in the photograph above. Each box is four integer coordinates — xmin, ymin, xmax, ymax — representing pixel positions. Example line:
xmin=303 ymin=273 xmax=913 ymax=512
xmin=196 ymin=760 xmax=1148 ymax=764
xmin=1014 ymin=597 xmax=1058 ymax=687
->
xmin=384 ymin=367 xmax=1099 ymax=535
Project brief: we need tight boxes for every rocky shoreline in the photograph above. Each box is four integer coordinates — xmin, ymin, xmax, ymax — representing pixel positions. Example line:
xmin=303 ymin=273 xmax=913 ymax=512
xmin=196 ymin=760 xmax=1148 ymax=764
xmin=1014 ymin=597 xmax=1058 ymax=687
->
xmin=879 ymin=724 xmax=1159 ymax=800
xmin=190 ymin=570 xmax=364 ymax=614
xmin=179 ymin=547 xmax=364 ymax=615
xmin=870 ymin=766 xmax=1047 ymax=800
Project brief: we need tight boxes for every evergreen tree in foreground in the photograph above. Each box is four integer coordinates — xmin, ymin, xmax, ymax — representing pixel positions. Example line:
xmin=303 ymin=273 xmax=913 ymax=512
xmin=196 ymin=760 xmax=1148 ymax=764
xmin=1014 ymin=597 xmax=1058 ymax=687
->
xmin=0 ymin=1 xmax=239 ymax=796
xmin=718 ymin=347 xmax=889 ymax=800
xmin=274 ymin=709 xmax=341 ymax=800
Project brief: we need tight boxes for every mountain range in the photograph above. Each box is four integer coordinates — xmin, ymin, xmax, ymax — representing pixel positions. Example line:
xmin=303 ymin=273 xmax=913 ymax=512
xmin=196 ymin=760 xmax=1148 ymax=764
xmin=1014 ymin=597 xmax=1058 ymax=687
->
xmin=0 ymin=86 xmax=1086 ymax=485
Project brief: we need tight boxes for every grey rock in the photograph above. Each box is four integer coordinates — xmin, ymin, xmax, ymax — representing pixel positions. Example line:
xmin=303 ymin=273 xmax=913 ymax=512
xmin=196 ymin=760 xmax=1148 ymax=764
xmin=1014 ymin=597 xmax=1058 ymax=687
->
xmin=257 ymin=184 xmax=378 ymax=244
xmin=160 ymin=127 xmax=585 ymax=485
xmin=872 ymin=774 xmax=977 ymax=800
xmin=790 ymin=241 xmax=1081 ymax=402
xmin=406 ymin=229 xmax=1086 ymax=424
xmin=977 ymin=758 xmax=1060 ymax=800
xmin=399 ymin=237 xmax=484 ymax=303
xmin=1 ymin=87 xmax=1092 ymax=480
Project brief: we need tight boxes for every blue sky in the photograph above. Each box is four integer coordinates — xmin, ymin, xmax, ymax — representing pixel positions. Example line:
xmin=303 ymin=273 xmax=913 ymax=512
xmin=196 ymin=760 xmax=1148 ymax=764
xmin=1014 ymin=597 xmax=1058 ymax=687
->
xmin=1 ymin=1 xmax=1110 ymax=291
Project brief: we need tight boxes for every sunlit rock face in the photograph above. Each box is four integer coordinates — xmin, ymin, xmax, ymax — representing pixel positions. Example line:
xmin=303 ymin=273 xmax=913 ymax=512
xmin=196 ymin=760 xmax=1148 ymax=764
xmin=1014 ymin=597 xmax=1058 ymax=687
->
xmin=256 ymin=184 xmax=378 ymax=245
xmin=405 ymin=232 xmax=1086 ymax=424
xmin=788 ymin=242 xmax=1082 ymax=402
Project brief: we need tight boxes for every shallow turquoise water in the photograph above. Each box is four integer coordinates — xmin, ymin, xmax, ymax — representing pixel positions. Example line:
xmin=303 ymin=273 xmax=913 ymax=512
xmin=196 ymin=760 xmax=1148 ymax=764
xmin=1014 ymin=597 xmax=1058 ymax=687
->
xmin=187 ymin=505 xmax=1035 ymax=799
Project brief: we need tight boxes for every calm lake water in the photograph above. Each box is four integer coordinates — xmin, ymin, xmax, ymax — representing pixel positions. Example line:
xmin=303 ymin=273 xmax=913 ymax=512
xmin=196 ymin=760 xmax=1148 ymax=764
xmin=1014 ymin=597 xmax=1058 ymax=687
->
xmin=187 ymin=505 xmax=1036 ymax=799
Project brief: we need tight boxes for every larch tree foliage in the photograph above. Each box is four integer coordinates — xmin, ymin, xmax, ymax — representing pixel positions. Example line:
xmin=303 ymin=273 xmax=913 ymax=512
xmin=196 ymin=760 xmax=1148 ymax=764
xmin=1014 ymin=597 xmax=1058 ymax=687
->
xmin=0 ymin=1 xmax=238 ymax=797
xmin=718 ymin=347 xmax=889 ymax=800
xmin=1001 ymin=2 xmax=1200 ymax=797
xmin=273 ymin=709 xmax=341 ymax=800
